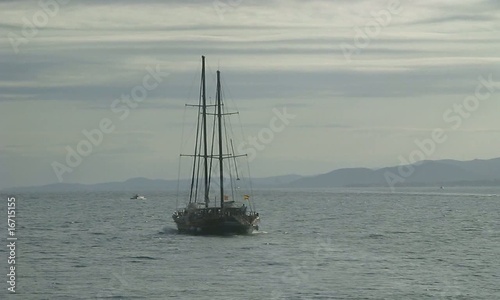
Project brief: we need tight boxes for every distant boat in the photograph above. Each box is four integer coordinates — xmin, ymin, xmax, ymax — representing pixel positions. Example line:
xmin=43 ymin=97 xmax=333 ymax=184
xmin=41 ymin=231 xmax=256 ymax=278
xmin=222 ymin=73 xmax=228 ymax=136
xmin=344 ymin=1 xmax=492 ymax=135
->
xmin=131 ymin=194 xmax=146 ymax=200
xmin=172 ymin=56 xmax=260 ymax=235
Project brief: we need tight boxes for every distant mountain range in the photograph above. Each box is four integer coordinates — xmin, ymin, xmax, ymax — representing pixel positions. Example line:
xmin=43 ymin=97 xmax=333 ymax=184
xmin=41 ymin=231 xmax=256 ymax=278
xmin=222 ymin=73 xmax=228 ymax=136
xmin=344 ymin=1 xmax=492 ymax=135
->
xmin=3 ymin=158 xmax=500 ymax=192
xmin=289 ymin=157 xmax=500 ymax=188
xmin=2 ymin=174 xmax=302 ymax=192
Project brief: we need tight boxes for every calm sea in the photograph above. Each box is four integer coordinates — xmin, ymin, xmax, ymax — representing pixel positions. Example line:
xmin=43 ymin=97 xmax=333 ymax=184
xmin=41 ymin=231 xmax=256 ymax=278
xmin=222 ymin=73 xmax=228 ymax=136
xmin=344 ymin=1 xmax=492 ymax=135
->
xmin=1 ymin=187 xmax=499 ymax=299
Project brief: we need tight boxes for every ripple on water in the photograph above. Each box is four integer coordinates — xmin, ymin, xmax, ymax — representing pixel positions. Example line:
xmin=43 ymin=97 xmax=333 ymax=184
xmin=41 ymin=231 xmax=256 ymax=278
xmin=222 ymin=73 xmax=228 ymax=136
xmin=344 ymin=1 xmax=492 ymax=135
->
xmin=13 ymin=188 xmax=500 ymax=299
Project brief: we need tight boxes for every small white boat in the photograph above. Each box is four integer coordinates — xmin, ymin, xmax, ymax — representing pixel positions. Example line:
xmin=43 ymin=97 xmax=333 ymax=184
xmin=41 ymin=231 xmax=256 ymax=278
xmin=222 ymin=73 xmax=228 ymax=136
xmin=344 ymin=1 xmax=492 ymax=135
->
xmin=131 ymin=194 xmax=146 ymax=200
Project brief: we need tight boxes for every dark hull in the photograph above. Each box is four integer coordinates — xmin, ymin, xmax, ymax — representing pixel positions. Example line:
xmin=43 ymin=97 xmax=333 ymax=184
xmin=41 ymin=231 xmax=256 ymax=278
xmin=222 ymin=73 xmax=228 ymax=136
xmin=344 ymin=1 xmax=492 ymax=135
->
xmin=173 ymin=208 xmax=259 ymax=235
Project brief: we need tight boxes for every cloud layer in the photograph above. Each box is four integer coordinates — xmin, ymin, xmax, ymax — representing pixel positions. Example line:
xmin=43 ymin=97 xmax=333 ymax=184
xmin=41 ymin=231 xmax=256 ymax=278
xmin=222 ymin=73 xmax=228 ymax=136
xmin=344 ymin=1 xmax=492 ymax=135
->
xmin=0 ymin=0 xmax=499 ymax=188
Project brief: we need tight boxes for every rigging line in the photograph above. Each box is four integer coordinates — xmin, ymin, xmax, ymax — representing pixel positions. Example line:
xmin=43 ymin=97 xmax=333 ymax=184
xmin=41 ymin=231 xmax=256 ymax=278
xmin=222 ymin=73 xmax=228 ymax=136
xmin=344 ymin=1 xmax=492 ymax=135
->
xmin=220 ymin=73 xmax=246 ymax=148
xmin=246 ymin=158 xmax=255 ymax=212
xmin=205 ymin=62 xmax=217 ymax=104
xmin=222 ymin=96 xmax=237 ymax=203
xmin=220 ymin=72 xmax=239 ymax=113
xmin=186 ymin=111 xmax=205 ymax=204
xmin=193 ymin=67 xmax=206 ymax=204
xmin=221 ymin=73 xmax=249 ymax=203
xmin=182 ymin=58 xmax=206 ymax=206
xmin=185 ymin=59 xmax=202 ymax=110
xmin=180 ymin=59 xmax=206 ymax=151
xmin=175 ymin=156 xmax=182 ymax=209
xmin=223 ymin=87 xmax=241 ymax=160
xmin=189 ymin=79 xmax=203 ymax=203
xmin=208 ymin=99 xmax=217 ymax=203
xmin=223 ymin=76 xmax=255 ymax=208
xmin=230 ymin=139 xmax=240 ymax=180
xmin=221 ymin=74 xmax=250 ymax=173
xmin=220 ymin=81 xmax=240 ymax=164
xmin=195 ymin=66 xmax=208 ymax=204
xmin=176 ymin=103 xmax=189 ymax=208
xmin=194 ymin=125 xmax=203 ymax=203
xmin=222 ymin=81 xmax=240 ymax=171
xmin=221 ymin=84 xmax=240 ymax=187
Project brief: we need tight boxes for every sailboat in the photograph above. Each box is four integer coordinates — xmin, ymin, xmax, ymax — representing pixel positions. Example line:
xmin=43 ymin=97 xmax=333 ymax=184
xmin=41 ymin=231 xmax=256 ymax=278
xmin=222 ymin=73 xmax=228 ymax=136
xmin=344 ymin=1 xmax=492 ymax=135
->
xmin=172 ymin=56 xmax=260 ymax=235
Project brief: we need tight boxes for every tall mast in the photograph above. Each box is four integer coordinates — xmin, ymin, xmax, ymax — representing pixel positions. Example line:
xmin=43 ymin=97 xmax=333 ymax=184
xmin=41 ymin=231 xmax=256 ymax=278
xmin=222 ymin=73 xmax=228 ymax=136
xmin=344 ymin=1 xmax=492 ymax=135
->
xmin=217 ymin=70 xmax=224 ymax=208
xmin=202 ymin=56 xmax=209 ymax=207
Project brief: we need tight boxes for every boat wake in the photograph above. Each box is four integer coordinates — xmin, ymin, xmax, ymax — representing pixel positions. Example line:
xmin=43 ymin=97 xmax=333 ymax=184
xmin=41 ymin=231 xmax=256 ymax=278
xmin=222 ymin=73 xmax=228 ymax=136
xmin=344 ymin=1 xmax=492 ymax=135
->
xmin=159 ymin=226 xmax=178 ymax=235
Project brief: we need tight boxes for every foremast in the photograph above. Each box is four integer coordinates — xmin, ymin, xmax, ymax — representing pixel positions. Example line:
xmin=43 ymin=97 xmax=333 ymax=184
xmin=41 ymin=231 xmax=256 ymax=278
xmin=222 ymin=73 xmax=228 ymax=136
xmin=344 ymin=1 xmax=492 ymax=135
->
xmin=186 ymin=56 xmax=210 ymax=207
xmin=216 ymin=70 xmax=224 ymax=209
xmin=201 ymin=56 xmax=209 ymax=207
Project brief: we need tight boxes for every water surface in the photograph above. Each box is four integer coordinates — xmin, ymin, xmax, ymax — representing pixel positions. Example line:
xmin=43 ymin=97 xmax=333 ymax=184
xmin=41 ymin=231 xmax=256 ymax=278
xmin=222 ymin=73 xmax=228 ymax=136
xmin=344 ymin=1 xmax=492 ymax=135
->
xmin=1 ymin=187 xmax=499 ymax=299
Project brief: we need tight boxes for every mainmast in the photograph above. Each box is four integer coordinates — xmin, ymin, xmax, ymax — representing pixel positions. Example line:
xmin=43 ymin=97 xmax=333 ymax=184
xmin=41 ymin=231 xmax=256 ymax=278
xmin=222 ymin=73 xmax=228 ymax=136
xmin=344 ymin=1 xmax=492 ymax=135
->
xmin=202 ymin=56 xmax=209 ymax=207
xmin=217 ymin=70 xmax=224 ymax=208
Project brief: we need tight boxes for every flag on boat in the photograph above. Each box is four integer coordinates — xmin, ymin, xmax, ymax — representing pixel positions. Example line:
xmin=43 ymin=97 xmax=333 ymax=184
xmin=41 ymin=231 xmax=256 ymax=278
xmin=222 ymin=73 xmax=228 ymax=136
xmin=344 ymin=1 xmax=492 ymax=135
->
xmin=244 ymin=194 xmax=250 ymax=200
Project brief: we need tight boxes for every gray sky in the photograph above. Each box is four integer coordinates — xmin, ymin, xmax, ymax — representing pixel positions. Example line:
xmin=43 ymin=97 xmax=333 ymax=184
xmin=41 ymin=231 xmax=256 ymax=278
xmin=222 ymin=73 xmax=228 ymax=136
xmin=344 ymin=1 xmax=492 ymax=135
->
xmin=1 ymin=0 xmax=499 ymax=189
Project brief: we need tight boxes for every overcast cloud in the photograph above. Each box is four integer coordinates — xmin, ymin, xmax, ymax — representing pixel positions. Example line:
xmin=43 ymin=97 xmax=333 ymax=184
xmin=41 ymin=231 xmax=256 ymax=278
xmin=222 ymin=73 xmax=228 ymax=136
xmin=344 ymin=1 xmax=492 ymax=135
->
xmin=0 ymin=0 xmax=499 ymax=189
